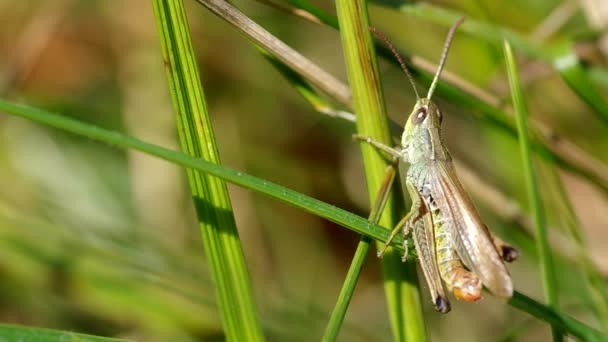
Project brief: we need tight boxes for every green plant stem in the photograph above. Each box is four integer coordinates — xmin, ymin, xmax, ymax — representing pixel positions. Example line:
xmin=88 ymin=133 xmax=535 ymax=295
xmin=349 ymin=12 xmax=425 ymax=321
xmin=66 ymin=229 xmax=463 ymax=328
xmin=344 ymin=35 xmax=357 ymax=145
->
xmin=0 ymin=98 xmax=605 ymax=341
xmin=152 ymin=1 xmax=264 ymax=340
xmin=322 ymin=237 xmax=372 ymax=342
xmin=334 ymin=0 xmax=425 ymax=341
xmin=504 ymin=40 xmax=561 ymax=342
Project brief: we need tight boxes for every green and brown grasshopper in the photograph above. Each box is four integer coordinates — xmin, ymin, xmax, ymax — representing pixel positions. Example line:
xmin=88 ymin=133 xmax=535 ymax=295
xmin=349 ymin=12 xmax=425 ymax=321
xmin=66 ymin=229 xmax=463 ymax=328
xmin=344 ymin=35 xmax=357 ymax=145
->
xmin=358 ymin=18 xmax=518 ymax=313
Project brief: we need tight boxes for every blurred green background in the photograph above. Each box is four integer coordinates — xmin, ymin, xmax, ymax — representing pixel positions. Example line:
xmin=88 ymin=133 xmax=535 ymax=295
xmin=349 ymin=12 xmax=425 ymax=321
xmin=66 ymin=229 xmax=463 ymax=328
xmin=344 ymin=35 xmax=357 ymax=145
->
xmin=0 ymin=0 xmax=607 ymax=340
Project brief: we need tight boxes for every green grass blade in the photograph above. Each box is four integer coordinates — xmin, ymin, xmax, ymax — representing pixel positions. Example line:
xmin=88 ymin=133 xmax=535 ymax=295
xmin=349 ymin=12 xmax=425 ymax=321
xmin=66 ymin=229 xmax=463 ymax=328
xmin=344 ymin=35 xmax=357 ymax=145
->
xmin=0 ymin=323 xmax=129 ymax=342
xmin=151 ymin=1 xmax=264 ymax=340
xmin=504 ymin=40 xmax=561 ymax=341
xmin=0 ymin=99 xmax=402 ymax=261
xmin=333 ymin=0 xmax=425 ymax=341
xmin=322 ymin=237 xmax=373 ymax=342
xmin=0 ymin=98 xmax=605 ymax=340
xmin=509 ymin=292 xmax=604 ymax=341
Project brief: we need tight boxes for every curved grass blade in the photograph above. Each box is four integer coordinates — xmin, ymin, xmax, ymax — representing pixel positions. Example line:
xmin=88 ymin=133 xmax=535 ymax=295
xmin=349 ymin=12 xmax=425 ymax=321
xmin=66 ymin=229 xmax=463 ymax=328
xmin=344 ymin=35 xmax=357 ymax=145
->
xmin=504 ymin=40 xmax=562 ymax=341
xmin=509 ymin=292 xmax=603 ymax=341
xmin=152 ymin=1 xmax=264 ymax=340
xmin=0 ymin=98 xmax=605 ymax=340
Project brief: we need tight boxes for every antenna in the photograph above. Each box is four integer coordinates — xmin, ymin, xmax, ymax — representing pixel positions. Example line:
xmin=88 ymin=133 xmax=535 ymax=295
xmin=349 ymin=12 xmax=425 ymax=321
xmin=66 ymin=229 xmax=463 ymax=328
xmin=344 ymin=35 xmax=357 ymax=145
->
xmin=427 ymin=17 xmax=465 ymax=100
xmin=369 ymin=26 xmax=420 ymax=100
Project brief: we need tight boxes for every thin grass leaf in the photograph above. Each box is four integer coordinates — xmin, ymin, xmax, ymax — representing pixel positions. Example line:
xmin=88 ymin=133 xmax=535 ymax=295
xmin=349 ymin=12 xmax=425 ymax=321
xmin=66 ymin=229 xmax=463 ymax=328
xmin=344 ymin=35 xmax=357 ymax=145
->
xmin=0 ymin=99 xmax=401 ymax=267
xmin=322 ymin=239 xmax=373 ymax=342
xmin=509 ymin=292 xmax=604 ymax=341
xmin=151 ymin=1 xmax=264 ymax=340
xmin=0 ymin=323 xmax=129 ymax=342
xmin=0 ymin=98 xmax=606 ymax=340
xmin=504 ymin=40 xmax=562 ymax=341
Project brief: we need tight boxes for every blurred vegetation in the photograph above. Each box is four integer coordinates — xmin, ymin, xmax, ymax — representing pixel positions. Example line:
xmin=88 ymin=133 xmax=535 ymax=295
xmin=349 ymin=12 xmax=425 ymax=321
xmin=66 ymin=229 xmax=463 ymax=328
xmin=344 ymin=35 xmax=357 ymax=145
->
xmin=0 ymin=0 xmax=607 ymax=341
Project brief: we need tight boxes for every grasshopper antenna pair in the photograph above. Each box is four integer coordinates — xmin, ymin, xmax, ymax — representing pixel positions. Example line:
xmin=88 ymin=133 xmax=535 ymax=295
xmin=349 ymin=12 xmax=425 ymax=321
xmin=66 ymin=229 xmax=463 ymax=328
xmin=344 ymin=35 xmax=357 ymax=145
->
xmin=369 ymin=16 xmax=464 ymax=103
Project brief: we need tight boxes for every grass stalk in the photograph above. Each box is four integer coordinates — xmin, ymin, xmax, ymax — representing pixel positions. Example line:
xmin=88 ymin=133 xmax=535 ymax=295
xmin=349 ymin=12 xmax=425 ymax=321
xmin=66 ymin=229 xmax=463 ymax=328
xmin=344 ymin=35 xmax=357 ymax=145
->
xmin=504 ymin=40 xmax=561 ymax=341
xmin=333 ymin=0 xmax=426 ymax=341
xmin=151 ymin=1 xmax=264 ymax=340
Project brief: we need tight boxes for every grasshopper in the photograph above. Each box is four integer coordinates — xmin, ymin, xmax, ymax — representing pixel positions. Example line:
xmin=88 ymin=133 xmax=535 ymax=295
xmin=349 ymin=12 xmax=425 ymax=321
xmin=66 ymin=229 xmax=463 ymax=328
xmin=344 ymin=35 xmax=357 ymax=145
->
xmin=359 ymin=18 xmax=518 ymax=313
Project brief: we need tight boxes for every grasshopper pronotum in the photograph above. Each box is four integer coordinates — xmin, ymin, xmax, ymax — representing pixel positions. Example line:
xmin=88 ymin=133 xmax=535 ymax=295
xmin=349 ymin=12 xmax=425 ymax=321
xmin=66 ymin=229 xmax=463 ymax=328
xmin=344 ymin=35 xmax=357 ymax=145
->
xmin=358 ymin=18 xmax=518 ymax=313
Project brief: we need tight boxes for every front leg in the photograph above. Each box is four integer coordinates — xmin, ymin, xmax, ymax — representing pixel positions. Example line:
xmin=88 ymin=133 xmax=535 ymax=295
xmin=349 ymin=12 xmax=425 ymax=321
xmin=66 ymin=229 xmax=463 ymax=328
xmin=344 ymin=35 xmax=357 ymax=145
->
xmin=353 ymin=134 xmax=404 ymax=160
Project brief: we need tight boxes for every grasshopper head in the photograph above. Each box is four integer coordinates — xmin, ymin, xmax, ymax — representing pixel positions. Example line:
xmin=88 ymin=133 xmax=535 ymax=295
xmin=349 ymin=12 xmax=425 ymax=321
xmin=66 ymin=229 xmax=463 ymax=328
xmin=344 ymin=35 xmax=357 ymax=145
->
xmin=401 ymin=98 xmax=443 ymax=163
xmin=403 ymin=98 xmax=442 ymax=133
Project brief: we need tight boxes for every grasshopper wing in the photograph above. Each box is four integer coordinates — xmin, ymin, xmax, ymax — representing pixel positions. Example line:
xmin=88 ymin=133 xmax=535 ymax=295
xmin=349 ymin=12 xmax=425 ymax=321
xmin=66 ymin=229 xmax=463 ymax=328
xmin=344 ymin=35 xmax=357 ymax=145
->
xmin=429 ymin=160 xmax=513 ymax=298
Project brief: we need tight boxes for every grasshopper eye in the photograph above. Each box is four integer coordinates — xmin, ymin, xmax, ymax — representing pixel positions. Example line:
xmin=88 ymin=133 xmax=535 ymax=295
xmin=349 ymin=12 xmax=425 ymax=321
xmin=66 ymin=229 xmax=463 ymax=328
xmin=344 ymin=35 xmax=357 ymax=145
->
xmin=412 ymin=107 xmax=427 ymax=125
xmin=437 ymin=110 xmax=443 ymax=123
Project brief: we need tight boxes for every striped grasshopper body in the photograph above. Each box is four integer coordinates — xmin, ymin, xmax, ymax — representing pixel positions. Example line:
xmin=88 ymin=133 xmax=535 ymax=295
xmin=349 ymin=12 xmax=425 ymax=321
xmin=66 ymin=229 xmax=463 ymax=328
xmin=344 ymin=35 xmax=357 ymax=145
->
xmin=363 ymin=19 xmax=517 ymax=313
